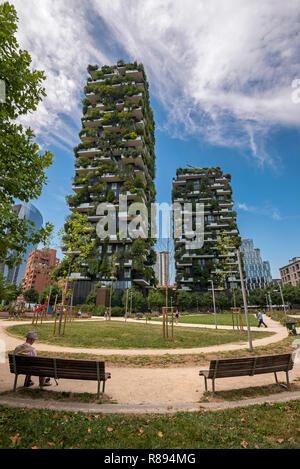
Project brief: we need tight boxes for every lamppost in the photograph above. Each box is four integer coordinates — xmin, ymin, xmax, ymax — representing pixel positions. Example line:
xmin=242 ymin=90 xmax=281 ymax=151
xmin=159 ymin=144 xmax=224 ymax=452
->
xmin=209 ymin=279 xmax=218 ymax=329
xmin=268 ymin=291 xmax=273 ymax=313
xmin=237 ymin=250 xmax=253 ymax=351
xmin=274 ymin=285 xmax=287 ymax=323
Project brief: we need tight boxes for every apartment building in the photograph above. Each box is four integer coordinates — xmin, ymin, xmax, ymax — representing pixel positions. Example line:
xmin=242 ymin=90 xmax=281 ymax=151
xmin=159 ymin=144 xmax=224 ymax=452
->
xmin=172 ymin=167 xmax=241 ymax=292
xmin=280 ymin=257 xmax=300 ymax=286
xmin=67 ymin=61 xmax=156 ymax=303
xmin=21 ymin=248 xmax=60 ymax=293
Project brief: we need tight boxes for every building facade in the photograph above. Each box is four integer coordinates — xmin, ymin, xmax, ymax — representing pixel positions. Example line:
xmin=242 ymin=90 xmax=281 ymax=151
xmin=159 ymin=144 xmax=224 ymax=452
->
xmin=154 ymin=251 xmax=170 ymax=286
xmin=280 ymin=257 xmax=300 ymax=286
xmin=240 ymin=239 xmax=272 ymax=291
xmin=67 ymin=61 xmax=156 ymax=304
xmin=21 ymin=248 xmax=60 ymax=294
xmin=172 ymin=167 xmax=241 ymax=292
xmin=3 ymin=203 xmax=43 ymax=285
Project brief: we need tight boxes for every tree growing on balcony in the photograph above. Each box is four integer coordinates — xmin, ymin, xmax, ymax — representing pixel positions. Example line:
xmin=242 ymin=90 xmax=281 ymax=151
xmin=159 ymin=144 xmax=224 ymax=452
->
xmin=0 ymin=2 xmax=54 ymax=268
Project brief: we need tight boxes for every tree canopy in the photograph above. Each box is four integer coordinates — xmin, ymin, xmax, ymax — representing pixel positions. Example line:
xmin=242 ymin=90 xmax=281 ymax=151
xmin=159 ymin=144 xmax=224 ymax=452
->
xmin=0 ymin=2 xmax=54 ymax=268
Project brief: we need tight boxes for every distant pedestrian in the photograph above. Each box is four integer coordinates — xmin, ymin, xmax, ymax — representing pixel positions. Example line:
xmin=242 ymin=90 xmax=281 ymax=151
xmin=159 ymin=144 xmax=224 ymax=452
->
xmin=257 ymin=311 xmax=268 ymax=328
xmin=175 ymin=310 xmax=179 ymax=325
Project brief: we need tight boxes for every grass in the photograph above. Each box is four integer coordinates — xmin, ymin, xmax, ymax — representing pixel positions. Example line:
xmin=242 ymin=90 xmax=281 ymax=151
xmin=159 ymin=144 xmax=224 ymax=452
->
xmin=0 ymin=388 xmax=114 ymax=404
xmin=153 ymin=312 xmax=259 ymax=327
xmin=7 ymin=333 xmax=293 ymax=369
xmin=0 ymin=401 xmax=299 ymax=448
xmin=6 ymin=321 xmax=272 ymax=350
xmin=199 ymin=382 xmax=300 ymax=403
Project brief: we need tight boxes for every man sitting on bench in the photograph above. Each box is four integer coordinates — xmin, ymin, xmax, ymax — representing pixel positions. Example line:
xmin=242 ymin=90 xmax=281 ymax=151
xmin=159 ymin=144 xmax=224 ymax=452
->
xmin=14 ymin=331 xmax=52 ymax=388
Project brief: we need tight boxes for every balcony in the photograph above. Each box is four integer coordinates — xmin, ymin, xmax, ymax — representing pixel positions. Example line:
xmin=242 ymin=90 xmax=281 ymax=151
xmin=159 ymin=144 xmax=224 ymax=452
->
xmin=83 ymin=118 xmax=103 ymax=128
xmin=72 ymin=184 xmax=85 ymax=193
xmin=87 ymin=214 xmax=106 ymax=222
xmin=133 ymin=278 xmax=150 ymax=287
xmin=126 ymin=189 xmax=146 ymax=203
xmin=129 ymin=107 xmax=143 ymax=120
xmin=74 ymin=203 xmax=94 ymax=212
xmin=122 ymin=136 xmax=143 ymax=149
xmin=135 ymin=82 xmax=145 ymax=91
xmin=75 ymin=165 xmax=97 ymax=173
xmin=80 ymin=133 xmax=97 ymax=142
xmin=86 ymin=92 xmax=99 ymax=104
xmin=101 ymin=173 xmax=123 ymax=182
xmin=77 ymin=148 xmax=102 ymax=157
xmin=125 ymin=70 xmax=143 ymax=81
xmin=126 ymin=93 xmax=143 ymax=104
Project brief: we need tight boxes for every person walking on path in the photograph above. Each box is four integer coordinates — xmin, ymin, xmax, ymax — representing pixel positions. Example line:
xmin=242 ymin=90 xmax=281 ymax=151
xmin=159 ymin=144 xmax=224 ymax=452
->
xmin=14 ymin=331 xmax=52 ymax=388
xmin=257 ymin=311 xmax=268 ymax=328
xmin=175 ymin=310 xmax=179 ymax=325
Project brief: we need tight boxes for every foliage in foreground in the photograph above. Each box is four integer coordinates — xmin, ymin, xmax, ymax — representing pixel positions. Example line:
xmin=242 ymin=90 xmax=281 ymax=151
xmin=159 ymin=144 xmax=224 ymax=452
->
xmin=0 ymin=401 xmax=299 ymax=449
xmin=0 ymin=2 xmax=53 ymax=268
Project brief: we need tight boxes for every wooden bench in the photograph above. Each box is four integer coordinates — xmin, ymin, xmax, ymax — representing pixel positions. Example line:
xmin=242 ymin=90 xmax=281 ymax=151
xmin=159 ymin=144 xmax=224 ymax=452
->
xmin=199 ymin=353 xmax=294 ymax=394
xmin=8 ymin=354 xmax=111 ymax=399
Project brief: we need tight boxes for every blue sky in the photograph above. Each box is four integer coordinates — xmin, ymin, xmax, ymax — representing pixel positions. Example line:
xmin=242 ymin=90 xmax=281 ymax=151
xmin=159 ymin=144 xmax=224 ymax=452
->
xmin=11 ymin=0 xmax=300 ymax=278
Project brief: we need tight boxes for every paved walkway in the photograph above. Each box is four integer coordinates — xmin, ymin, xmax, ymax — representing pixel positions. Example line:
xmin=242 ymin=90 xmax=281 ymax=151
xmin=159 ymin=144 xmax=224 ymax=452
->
xmin=1 ymin=317 xmax=299 ymax=410
xmin=2 ymin=315 xmax=285 ymax=356
xmin=0 ymin=391 xmax=299 ymax=415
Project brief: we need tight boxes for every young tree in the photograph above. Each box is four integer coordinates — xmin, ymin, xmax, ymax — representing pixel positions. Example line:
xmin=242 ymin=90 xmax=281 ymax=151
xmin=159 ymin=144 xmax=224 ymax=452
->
xmin=23 ymin=288 xmax=39 ymax=303
xmin=0 ymin=2 xmax=54 ymax=268
xmin=52 ymin=212 xmax=96 ymax=304
xmin=177 ymin=290 xmax=192 ymax=311
xmin=216 ymin=291 xmax=229 ymax=311
xmin=148 ymin=289 xmax=165 ymax=311
xmin=122 ymin=287 xmax=146 ymax=313
xmin=40 ymin=283 xmax=62 ymax=304
xmin=200 ymin=291 xmax=213 ymax=309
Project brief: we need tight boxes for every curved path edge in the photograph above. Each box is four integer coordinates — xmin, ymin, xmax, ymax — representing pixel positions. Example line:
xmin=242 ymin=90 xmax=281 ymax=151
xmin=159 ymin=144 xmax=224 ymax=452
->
xmin=0 ymin=391 xmax=299 ymax=415
xmin=1 ymin=316 xmax=286 ymax=356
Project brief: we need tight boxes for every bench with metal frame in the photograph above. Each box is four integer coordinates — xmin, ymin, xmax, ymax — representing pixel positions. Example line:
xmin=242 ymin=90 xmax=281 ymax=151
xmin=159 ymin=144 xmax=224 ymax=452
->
xmin=8 ymin=354 xmax=111 ymax=399
xmin=199 ymin=353 xmax=294 ymax=395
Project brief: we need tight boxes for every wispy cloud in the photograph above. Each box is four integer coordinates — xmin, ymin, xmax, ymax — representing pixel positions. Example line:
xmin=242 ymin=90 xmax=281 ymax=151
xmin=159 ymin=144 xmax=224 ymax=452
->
xmin=11 ymin=0 xmax=300 ymax=167
xmin=237 ymin=202 xmax=284 ymax=220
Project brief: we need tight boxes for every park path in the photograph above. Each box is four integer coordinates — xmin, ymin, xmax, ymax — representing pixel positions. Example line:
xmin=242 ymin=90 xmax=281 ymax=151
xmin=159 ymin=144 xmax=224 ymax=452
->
xmin=0 ymin=317 xmax=299 ymax=409
xmin=1 ymin=315 xmax=286 ymax=357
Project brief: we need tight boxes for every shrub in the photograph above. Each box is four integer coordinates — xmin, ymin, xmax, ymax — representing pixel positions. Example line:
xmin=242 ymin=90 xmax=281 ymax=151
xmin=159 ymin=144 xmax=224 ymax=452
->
xmin=94 ymin=305 xmax=106 ymax=316
xmin=111 ymin=306 xmax=125 ymax=317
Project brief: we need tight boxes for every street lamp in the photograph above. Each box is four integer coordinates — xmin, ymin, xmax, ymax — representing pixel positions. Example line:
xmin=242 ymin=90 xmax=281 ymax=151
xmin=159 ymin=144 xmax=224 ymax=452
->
xmin=208 ymin=279 xmax=218 ymax=329
xmin=274 ymin=284 xmax=287 ymax=323
xmin=237 ymin=250 xmax=253 ymax=351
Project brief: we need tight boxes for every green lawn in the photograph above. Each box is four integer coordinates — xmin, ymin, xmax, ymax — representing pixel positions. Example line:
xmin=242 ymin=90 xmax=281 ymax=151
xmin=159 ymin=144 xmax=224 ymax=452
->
xmin=0 ymin=401 xmax=299 ymax=448
xmin=153 ymin=313 xmax=259 ymax=327
xmin=7 ymin=321 xmax=272 ymax=349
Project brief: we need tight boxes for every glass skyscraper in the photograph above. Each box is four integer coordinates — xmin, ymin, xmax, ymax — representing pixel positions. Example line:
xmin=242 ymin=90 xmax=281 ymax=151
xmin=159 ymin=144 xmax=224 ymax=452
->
xmin=4 ymin=203 xmax=43 ymax=285
xmin=240 ymin=238 xmax=272 ymax=291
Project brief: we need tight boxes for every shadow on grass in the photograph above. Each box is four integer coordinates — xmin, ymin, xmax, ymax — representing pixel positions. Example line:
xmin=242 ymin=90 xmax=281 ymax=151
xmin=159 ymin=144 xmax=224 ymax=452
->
xmin=199 ymin=382 xmax=300 ymax=403
xmin=0 ymin=388 xmax=116 ymax=405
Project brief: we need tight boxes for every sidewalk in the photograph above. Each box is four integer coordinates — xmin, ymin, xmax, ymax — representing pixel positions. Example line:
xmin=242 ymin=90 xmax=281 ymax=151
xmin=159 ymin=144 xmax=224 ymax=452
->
xmin=1 ymin=317 xmax=299 ymax=408
xmin=0 ymin=391 xmax=300 ymax=415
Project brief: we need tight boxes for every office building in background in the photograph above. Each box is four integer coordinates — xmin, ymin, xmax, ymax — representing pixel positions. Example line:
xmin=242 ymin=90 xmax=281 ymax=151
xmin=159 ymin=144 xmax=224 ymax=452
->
xmin=3 ymin=203 xmax=43 ymax=285
xmin=154 ymin=251 xmax=170 ymax=286
xmin=240 ymin=238 xmax=272 ymax=291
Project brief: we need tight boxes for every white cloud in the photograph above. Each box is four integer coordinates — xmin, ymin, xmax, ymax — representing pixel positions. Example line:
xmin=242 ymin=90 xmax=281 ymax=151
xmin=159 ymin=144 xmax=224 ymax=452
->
xmin=10 ymin=0 xmax=300 ymax=166
xmin=91 ymin=0 xmax=300 ymax=166
xmin=11 ymin=0 xmax=110 ymax=150
xmin=237 ymin=202 xmax=283 ymax=220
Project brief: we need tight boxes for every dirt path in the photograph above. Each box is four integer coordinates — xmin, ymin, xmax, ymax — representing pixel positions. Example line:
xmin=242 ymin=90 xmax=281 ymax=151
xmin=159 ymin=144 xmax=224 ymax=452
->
xmin=1 ymin=318 xmax=299 ymax=408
